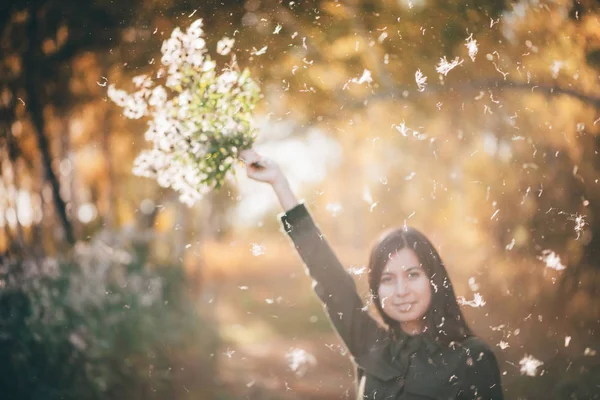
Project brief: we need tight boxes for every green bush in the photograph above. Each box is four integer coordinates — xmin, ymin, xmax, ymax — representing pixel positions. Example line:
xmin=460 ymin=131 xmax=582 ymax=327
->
xmin=0 ymin=231 xmax=219 ymax=400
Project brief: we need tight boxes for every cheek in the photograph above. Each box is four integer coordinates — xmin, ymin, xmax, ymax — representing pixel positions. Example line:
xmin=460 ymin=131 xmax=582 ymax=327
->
xmin=378 ymin=285 xmax=393 ymax=304
xmin=415 ymin=278 xmax=433 ymax=303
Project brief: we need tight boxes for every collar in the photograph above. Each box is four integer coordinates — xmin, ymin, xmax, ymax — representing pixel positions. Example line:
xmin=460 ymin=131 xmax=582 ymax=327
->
xmin=391 ymin=326 xmax=442 ymax=357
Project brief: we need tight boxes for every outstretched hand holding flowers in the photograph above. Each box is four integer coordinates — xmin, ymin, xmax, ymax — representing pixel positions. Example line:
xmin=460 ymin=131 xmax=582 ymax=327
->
xmin=109 ymin=19 xmax=260 ymax=206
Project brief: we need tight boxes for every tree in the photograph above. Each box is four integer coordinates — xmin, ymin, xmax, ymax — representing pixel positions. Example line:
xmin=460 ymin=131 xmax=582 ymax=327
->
xmin=1 ymin=0 xmax=141 ymax=248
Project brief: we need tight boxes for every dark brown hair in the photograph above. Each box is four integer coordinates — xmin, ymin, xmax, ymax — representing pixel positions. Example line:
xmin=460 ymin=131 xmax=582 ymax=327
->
xmin=368 ymin=226 xmax=472 ymax=346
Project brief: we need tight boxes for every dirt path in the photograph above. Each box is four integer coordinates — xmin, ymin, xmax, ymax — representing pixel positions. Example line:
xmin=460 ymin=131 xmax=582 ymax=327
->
xmin=211 ymin=270 xmax=357 ymax=399
xmin=217 ymin=334 xmax=355 ymax=399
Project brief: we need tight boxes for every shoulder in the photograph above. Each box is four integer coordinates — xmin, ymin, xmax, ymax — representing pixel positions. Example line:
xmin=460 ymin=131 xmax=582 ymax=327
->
xmin=454 ymin=336 xmax=501 ymax=372
xmin=457 ymin=336 xmax=504 ymax=399
xmin=459 ymin=336 xmax=500 ymax=371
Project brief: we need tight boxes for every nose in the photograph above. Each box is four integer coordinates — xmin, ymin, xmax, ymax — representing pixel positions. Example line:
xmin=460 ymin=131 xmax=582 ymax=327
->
xmin=394 ymin=278 xmax=410 ymax=297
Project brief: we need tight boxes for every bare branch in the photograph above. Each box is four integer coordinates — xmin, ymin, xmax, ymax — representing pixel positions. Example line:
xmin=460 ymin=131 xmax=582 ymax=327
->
xmin=341 ymin=79 xmax=600 ymax=110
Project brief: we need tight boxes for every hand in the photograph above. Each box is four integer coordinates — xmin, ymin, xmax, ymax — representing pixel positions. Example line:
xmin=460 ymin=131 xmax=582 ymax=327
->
xmin=240 ymin=149 xmax=285 ymax=185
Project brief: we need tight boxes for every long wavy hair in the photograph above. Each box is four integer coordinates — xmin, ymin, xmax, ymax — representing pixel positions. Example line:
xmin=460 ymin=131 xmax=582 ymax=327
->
xmin=368 ymin=226 xmax=472 ymax=346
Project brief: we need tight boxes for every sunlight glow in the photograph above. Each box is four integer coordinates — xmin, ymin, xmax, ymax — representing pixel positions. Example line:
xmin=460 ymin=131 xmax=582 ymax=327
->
xmin=233 ymin=121 xmax=341 ymax=227
xmin=77 ymin=203 xmax=98 ymax=224
xmin=16 ymin=190 xmax=33 ymax=227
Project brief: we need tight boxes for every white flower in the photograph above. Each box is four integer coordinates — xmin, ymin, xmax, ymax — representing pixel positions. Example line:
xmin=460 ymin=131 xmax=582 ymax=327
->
xmin=190 ymin=37 xmax=206 ymax=51
xmin=394 ymin=121 xmax=409 ymax=136
xmin=565 ymin=336 xmax=571 ymax=347
xmin=465 ymin=34 xmax=478 ymax=62
xmin=160 ymin=47 xmax=182 ymax=67
xmin=326 ymin=202 xmax=343 ymax=217
xmin=107 ymin=85 xmax=129 ymax=107
xmin=110 ymin=19 xmax=260 ymax=205
xmin=161 ymin=36 xmax=183 ymax=66
xmin=170 ymin=27 xmax=184 ymax=42
xmin=569 ymin=213 xmax=587 ymax=239
xmin=148 ymin=86 xmax=167 ymax=107
xmin=584 ymin=347 xmax=597 ymax=356
xmin=251 ymin=45 xmax=268 ymax=56
xmin=435 ymin=56 xmax=463 ymax=76
xmin=539 ymin=250 xmax=566 ymax=271
xmin=188 ymin=52 xmax=204 ymax=68
xmin=216 ymin=37 xmax=235 ymax=56
xmin=550 ymin=60 xmax=564 ymax=79
xmin=457 ymin=293 xmax=486 ymax=308
xmin=165 ymin=71 xmax=183 ymax=89
xmin=348 ymin=265 xmax=366 ymax=275
xmin=519 ymin=354 xmax=543 ymax=376
xmin=497 ymin=341 xmax=510 ymax=350
xmin=132 ymin=74 xmax=152 ymax=89
xmin=250 ymin=243 xmax=265 ymax=256
xmin=217 ymin=70 xmax=239 ymax=92
xmin=351 ymin=69 xmax=373 ymax=85
xmin=415 ymin=69 xmax=427 ymax=92
xmin=286 ymin=348 xmax=317 ymax=377
xmin=187 ymin=19 xmax=204 ymax=38
xmin=202 ymin=60 xmax=216 ymax=72
xmin=122 ymin=98 xmax=147 ymax=119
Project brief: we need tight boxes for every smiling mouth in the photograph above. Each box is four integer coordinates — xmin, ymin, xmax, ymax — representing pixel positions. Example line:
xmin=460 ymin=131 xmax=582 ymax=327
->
xmin=394 ymin=303 xmax=415 ymax=312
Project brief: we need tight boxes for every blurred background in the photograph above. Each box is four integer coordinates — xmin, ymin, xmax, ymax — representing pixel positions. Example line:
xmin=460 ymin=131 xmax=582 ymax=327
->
xmin=1 ymin=0 xmax=600 ymax=398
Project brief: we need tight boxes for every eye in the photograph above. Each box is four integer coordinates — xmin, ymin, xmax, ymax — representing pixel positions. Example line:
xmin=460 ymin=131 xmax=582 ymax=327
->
xmin=380 ymin=275 xmax=393 ymax=283
xmin=407 ymin=271 xmax=421 ymax=279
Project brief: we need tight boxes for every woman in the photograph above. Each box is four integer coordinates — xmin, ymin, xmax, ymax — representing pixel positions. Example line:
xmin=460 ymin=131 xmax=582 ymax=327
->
xmin=240 ymin=149 xmax=504 ymax=400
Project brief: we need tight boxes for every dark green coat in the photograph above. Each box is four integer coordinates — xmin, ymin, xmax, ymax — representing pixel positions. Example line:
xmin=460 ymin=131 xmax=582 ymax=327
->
xmin=280 ymin=203 xmax=504 ymax=400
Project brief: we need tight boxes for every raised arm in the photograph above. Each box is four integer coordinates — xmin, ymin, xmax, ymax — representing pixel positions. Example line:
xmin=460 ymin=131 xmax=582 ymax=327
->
xmin=240 ymin=149 xmax=385 ymax=358
xmin=239 ymin=149 xmax=299 ymax=212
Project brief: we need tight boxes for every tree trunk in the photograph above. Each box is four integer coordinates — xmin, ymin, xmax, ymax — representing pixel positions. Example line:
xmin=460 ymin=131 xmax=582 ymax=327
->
xmin=101 ymin=108 xmax=117 ymax=230
xmin=61 ymin=116 xmax=78 ymax=238
xmin=24 ymin=9 xmax=75 ymax=246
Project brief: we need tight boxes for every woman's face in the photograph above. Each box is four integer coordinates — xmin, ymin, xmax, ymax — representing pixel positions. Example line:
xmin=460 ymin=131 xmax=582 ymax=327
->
xmin=377 ymin=248 xmax=432 ymax=335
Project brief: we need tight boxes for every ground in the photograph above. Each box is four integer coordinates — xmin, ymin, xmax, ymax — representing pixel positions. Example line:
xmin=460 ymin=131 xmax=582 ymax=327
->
xmin=204 ymin=241 xmax=361 ymax=399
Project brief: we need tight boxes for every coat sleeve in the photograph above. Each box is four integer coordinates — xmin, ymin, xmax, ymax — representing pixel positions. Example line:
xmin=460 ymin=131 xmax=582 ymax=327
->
xmin=460 ymin=338 xmax=504 ymax=400
xmin=279 ymin=203 xmax=385 ymax=359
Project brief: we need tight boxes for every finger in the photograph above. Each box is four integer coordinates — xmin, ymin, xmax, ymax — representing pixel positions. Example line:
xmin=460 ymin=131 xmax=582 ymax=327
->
xmin=240 ymin=155 xmax=256 ymax=166
xmin=250 ymin=160 xmax=266 ymax=169
xmin=239 ymin=149 xmax=258 ymax=163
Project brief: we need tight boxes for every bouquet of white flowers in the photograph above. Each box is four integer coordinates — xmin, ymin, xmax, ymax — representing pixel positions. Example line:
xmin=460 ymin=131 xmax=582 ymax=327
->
xmin=108 ymin=19 xmax=260 ymax=206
